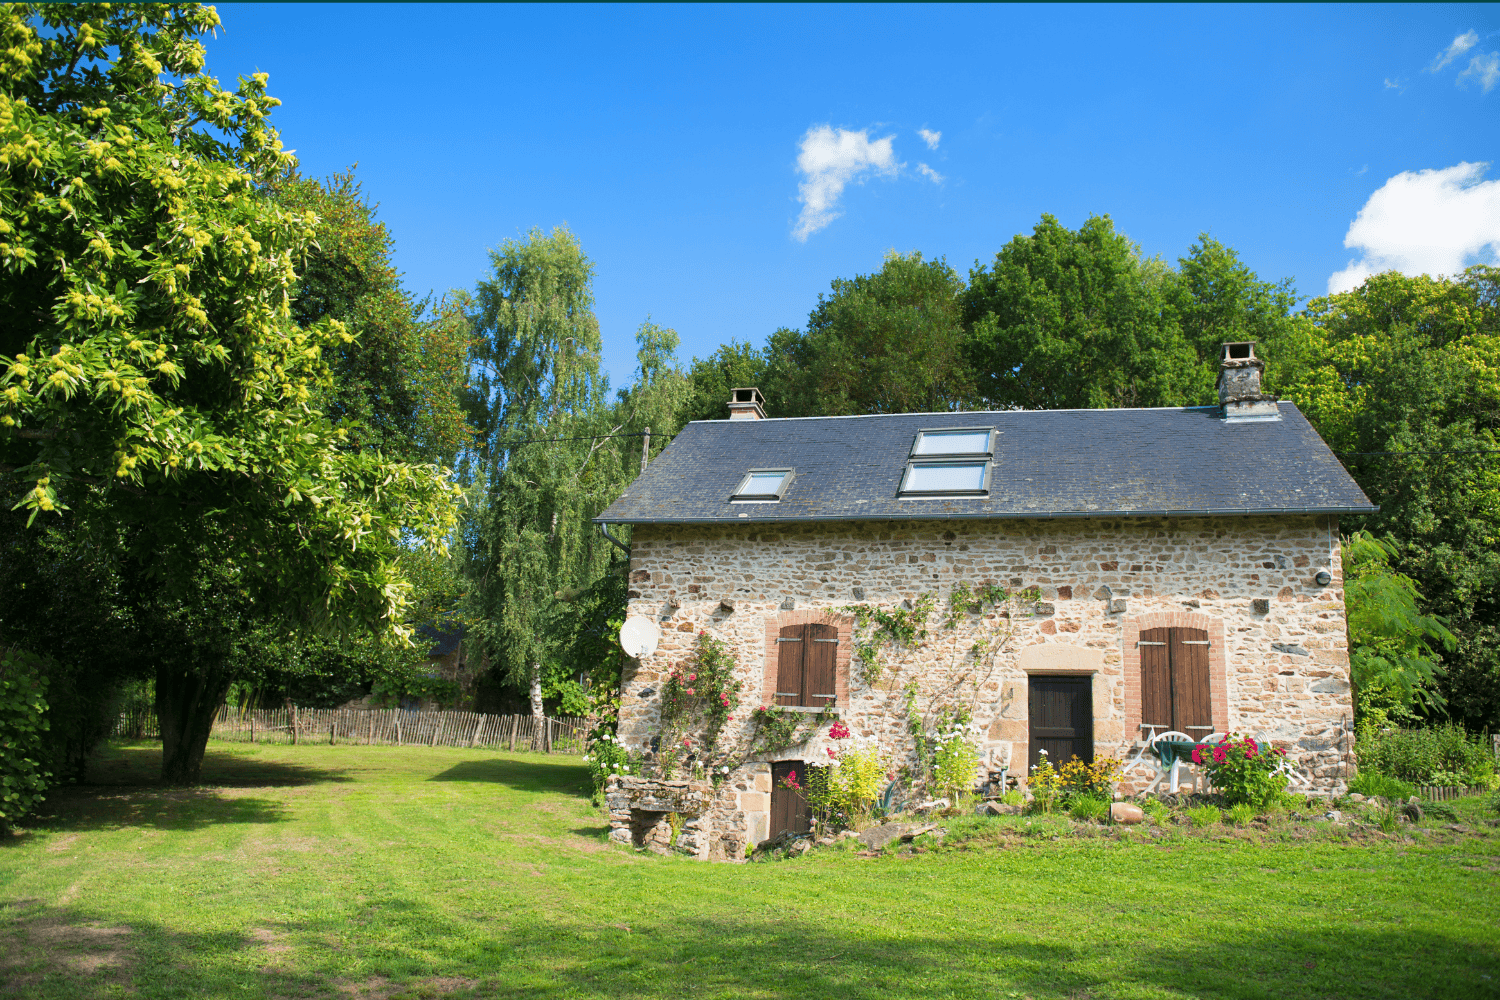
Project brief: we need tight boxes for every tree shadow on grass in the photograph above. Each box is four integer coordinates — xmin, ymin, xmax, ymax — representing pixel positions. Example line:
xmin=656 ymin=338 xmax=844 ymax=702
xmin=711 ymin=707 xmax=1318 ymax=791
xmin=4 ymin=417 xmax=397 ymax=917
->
xmin=2 ymin=893 xmax=1495 ymax=1000
xmin=13 ymin=786 xmax=292 ymax=837
xmin=88 ymin=741 xmax=354 ymax=787
xmin=2 ymin=743 xmax=357 ymax=839
xmin=428 ymin=755 xmax=589 ymax=798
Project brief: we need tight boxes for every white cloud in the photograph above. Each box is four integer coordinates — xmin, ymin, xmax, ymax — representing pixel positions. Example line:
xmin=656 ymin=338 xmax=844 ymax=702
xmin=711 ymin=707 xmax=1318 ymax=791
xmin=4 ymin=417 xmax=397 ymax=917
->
xmin=1458 ymin=50 xmax=1500 ymax=92
xmin=1428 ymin=30 xmax=1478 ymax=72
xmin=792 ymin=125 xmax=899 ymax=241
xmin=918 ymin=163 xmax=944 ymax=184
xmin=1328 ymin=161 xmax=1500 ymax=293
xmin=918 ymin=128 xmax=941 ymax=150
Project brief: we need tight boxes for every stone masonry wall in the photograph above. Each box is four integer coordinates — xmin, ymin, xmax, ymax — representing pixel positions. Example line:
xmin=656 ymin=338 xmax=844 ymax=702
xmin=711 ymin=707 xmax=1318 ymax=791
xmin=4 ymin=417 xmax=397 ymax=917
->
xmin=617 ymin=514 xmax=1353 ymax=849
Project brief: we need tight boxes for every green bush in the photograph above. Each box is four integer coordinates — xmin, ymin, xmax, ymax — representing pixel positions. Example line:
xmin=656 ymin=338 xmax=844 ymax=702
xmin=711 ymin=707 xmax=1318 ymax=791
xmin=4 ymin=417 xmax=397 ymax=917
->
xmin=1355 ymin=723 xmax=1496 ymax=786
xmin=1140 ymin=798 xmax=1171 ymax=824
xmin=1185 ymin=804 xmax=1221 ymax=828
xmin=582 ymin=731 xmax=638 ymax=797
xmin=1226 ymin=803 xmax=1257 ymax=827
xmin=0 ymin=651 xmax=52 ymax=830
xmin=1348 ymin=771 xmax=1416 ymax=801
xmin=1068 ymin=795 xmax=1110 ymax=823
xmin=999 ymin=789 xmax=1025 ymax=807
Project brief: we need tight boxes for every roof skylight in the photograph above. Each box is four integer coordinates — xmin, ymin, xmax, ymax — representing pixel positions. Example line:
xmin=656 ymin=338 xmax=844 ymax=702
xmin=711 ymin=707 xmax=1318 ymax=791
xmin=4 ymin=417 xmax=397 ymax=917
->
xmin=911 ymin=427 xmax=995 ymax=457
xmin=900 ymin=461 xmax=989 ymax=496
xmin=731 ymin=468 xmax=794 ymax=501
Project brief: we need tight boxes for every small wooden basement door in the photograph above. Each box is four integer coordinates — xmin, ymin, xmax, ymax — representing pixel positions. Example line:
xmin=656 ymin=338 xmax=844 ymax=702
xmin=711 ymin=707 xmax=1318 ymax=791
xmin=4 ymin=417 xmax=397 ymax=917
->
xmin=1137 ymin=627 xmax=1213 ymax=738
xmin=1028 ymin=676 xmax=1093 ymax=772
xmin=774 ymin=623 xmax=838 ymax=708
xmin=769 ymin=761 xmax=811 ymax=839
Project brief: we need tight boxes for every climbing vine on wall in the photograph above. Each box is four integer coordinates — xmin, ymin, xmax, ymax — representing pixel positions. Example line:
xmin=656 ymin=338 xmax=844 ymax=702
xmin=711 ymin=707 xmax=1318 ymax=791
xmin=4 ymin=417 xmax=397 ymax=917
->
xmin=648 ymin=631 xmax=836 ymax=782
xmin=843 ymin=581 xmax=1041 ymax=686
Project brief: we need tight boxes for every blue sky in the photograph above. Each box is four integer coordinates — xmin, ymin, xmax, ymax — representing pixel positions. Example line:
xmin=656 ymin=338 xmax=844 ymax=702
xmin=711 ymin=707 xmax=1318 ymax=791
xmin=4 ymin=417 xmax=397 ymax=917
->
xmin=209 ymin=3 xmax=1500 ymax=386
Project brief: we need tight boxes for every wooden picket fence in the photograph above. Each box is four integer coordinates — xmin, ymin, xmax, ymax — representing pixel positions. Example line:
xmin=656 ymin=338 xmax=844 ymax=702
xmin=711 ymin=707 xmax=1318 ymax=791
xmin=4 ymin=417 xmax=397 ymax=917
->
xmin=113 ymin=706 xmax=589 ymax=754
xmin=1415 ymin=784 xmax=1491 ymax=802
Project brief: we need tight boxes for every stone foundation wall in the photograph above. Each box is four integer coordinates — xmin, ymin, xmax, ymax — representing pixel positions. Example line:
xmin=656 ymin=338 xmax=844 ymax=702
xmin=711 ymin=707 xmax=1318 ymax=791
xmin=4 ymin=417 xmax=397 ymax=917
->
xmin=617 ymin=514 xmax=1355 ymax=847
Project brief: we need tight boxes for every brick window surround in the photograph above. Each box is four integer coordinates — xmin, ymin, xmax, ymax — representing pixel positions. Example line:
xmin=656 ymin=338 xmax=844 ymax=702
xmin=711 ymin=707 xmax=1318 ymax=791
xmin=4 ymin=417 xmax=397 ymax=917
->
xmin=1122 ymin=612 xmax=1229 ymax=739
xmin=760 ymin=609 xmax=852 ymax=710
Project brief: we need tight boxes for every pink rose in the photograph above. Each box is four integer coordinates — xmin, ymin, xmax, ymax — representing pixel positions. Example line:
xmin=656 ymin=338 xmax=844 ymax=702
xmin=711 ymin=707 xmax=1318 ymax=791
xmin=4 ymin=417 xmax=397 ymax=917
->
xmin=685 ymin=688 xmax=695 ymax=696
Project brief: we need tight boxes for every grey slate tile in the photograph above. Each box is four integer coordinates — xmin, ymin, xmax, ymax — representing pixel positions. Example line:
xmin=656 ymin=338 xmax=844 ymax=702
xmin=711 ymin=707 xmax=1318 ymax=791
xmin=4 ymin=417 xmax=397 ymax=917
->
xmin=595 ymin=402 xmax=1375 ymax=524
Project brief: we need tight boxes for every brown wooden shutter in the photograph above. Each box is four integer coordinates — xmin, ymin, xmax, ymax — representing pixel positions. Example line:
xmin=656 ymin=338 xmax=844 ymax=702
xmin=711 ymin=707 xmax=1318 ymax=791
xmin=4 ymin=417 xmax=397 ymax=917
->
xmin=803 ymin=623 xmax=838 ymax=707
xmin=1170 ymin=627 xmax=1212 ymax=734
xmin=775 ymin=625 xmax=805 ymax=707
xmin=1138 ymin=627 xmax=1172 ymax=735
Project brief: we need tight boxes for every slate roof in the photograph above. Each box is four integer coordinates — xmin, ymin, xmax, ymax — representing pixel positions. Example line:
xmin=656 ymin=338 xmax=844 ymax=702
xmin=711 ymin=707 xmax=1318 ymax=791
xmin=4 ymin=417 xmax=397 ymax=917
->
xmin=595 ymin=402 xmax=1376 ymax=525
xmin=417 ymin=621 xmax=464 ymax=658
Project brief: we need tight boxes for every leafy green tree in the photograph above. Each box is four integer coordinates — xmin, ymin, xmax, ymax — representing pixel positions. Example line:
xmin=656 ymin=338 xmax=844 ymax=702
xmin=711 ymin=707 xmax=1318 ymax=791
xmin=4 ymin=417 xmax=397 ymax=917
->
xmin=0 ymin=5 xmax=461 ymax=782
xmin=1168 ymin=235 xmax=1304 ymax=366
xmin=274 ymin=170 xmax=472 ymax=467
xmin=679 ymin=339 xmax=766 ymax=424
xmin=1270 ymin=267 xmax=1500 ymax=729
xmin=464 ymin=228 xmax=688 ymax=715
xmin=1343 ymin=531 xmax=1455 ymax=723
xmin=775 ymin=251 xmax=974 ymax=416
xmin=962 ymin=214 xmax=1203 ymax=410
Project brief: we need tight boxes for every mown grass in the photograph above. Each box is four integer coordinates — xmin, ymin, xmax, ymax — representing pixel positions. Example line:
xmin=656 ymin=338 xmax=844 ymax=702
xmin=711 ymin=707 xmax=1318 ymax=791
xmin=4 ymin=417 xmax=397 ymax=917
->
xmin=1 ymin=740 xmax=1497 ymax=1000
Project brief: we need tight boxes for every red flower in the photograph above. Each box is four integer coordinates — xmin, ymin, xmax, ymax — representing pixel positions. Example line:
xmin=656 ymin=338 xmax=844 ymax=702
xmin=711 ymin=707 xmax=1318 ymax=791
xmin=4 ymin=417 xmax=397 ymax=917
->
xmin=1212 ymin=745 xmax=1227 ymax=764
xmin=826 ymin=747 xmax=837 ymax=758
xmin=828 ymin=721 xmax=851 ymax=740
xmin=688 ymin=673 xmax=697 ymax=681
xmin=1191 ymin=745 xmax=1203 ymax=764
xmin=685 ymin=688 xmax=695 ymax=696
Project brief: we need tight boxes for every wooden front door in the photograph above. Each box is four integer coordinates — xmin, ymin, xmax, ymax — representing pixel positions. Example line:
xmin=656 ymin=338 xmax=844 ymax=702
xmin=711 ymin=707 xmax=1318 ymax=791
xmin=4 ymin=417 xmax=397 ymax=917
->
xmin=1028 ymin=676 xmax=1093 ymax=772
xmin=769 ymin=760 xmax=810 ymax=839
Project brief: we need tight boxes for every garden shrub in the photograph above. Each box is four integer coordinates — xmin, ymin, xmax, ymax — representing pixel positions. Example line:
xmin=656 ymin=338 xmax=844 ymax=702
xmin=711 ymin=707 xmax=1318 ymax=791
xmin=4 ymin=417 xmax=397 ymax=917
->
xmin=1027 ymin=751 xmax=1064 ymax=813
xmin=1348 ymin=771 xmax=1416 ymax=801
xmin=931 ymin=722 xmax=981 ymax=804
xmin=1185 ymin=804 xmax=1221 ymax=828
xmin=1226 ymin=803 xmax=1257 ymax=827
xmin=807 ymin=725 xmax=891 ymax=829
xmin=1068 ymin=795 xmax=1109 ymax=822
xmin=582 ymin=731 xmax=638 ymax=797
xmin=1140 ymin=798 xmax=1171 ymax=824
xmin=1192 ymin=733 xmax=1289 ymax=806
xmin=999 ymin=789 xmax=1025 ymax=807
xmin=1355 ymin=723 xmax=1497 ymax=787
xmin=0 ymin=650 xmax=52 ymax=831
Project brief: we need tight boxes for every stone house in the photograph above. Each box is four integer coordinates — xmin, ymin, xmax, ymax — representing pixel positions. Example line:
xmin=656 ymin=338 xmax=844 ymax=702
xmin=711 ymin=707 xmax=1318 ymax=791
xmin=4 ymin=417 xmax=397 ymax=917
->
xmin=596 ymin=346 xmax=1375 ymax=859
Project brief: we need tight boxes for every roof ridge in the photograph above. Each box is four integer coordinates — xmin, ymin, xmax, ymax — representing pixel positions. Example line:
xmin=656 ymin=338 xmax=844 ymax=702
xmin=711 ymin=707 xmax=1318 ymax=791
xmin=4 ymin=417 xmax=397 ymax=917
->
xmin=683 ymin=403 xmax=1284 ymax=424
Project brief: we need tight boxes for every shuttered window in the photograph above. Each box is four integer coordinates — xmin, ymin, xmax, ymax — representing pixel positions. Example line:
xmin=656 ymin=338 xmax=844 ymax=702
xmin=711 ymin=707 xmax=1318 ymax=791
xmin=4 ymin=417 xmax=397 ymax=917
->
xmin=774 ymin=623 xmax=838 ymax=708
xmin=1138 ymin=627 xmax=1212 ymax=736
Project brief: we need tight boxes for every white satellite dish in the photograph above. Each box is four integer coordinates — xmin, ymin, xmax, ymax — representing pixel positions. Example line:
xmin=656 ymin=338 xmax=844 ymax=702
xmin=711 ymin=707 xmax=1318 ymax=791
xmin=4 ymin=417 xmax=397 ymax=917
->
xmin=618 ymin=616 xmax=661 ymax=659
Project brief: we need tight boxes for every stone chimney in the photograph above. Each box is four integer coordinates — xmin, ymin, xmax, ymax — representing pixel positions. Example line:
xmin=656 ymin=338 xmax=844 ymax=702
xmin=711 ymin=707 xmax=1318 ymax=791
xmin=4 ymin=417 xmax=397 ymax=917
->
xmin=1217 ymin=342 xmax=1279 ymax=422
xmin=727 ymin=387 xmax=766 ymax=420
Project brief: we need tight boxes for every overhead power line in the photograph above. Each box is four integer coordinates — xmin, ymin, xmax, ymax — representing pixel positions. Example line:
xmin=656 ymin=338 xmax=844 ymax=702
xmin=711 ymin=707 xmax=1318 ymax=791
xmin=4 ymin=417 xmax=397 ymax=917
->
xmin=502 ymin=431 xmax=649 ymax=447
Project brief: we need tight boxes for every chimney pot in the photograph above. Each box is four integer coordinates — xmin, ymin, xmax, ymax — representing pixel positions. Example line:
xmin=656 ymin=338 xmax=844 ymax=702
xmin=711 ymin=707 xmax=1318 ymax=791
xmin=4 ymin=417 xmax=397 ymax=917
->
xmin=727 ymin=386 xmax=766 ymax=420
xmin=1217 ymin=342 xmax=1279 ymax=421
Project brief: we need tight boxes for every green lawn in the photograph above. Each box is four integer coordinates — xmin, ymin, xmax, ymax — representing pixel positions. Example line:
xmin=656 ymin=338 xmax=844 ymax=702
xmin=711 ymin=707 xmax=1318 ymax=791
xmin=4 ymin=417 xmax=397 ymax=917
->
xmin=1 ymin=741 xmax=1496 ymax=1000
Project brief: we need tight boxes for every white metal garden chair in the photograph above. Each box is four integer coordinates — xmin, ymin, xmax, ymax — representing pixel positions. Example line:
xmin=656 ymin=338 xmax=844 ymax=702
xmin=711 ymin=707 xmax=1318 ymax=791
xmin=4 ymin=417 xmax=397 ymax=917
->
xmin=1142 ymin=731 xmax=1197 ymax=794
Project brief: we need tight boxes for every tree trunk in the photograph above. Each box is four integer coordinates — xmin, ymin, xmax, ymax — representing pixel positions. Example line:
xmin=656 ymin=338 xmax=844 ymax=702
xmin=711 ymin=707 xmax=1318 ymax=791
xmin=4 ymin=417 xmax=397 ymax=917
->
xmin=156 ymin=662 xmax=231 ymax=785
xmin=529 ymin=662 xmax=545 ymax=751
